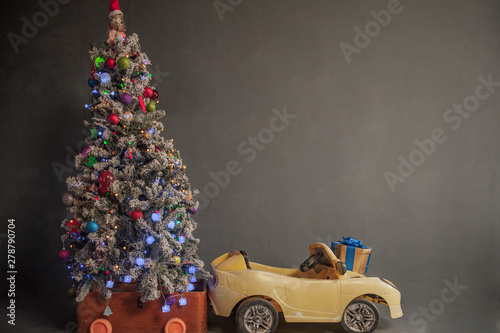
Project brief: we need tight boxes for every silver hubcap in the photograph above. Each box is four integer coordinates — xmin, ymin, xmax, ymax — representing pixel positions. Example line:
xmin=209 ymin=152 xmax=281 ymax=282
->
xmin=344 ymin=302 xmax=376 ymax=332
xmin=243 ymin=304 xmax=273 ymax=333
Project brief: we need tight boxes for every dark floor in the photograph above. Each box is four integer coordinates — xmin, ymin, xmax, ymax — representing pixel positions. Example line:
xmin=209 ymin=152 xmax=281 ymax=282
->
xmin=0 ymin=297 xmax=498 ymax=333
xmin=0 ymin=299 xmax=422 ymax=333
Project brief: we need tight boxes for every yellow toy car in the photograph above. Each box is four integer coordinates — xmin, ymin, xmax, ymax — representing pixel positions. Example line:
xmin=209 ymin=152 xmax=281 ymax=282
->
xmin=207 ymin=243 xmax=402 ymax=333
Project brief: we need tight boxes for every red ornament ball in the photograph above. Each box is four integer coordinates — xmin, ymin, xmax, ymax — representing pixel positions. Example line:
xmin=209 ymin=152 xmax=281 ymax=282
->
xmin=107 ymin=113 xmax=119 ymax=125
xmin=105 ymin=58 xmax=115 ymax=69
xmin=99 ymin=185 xmax=109 ymax=196
xmin=59 ymin=249 xmax=70 ymax=261
xmin=130 ymin=210 xmax=143 ymax=221
xmin=143 ymin=87 xmax=153 ymax=98
xmin=151 ymin=90 xmax=159 ymax=100
xmin=98 ymin=170 xmax=115 ymax=185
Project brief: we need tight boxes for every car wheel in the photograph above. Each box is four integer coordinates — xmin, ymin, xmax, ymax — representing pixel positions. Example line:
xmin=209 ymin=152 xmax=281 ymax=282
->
xmin=341 ymin=299 xmax=379 ymax=333
xmin=236 ymin=298 xmax=279 ymax=333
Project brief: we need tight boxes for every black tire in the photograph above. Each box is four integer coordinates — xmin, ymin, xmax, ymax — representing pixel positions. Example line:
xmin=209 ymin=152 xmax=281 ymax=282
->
xmin=236 ymin=298 xmax=279 ymax=333
xmin=341 ymin=299 xmax=379 ymax=333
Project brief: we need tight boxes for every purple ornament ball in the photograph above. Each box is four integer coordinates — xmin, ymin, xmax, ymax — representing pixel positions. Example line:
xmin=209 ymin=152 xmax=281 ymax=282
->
xmin=82 ymin=146 xmax=90 ymax=157
xmin=166 ymin=296 xmax=176 ymax=306
xmin=188 ymin=207 xmax=198 ymax=215
xmin=59 ymin=249 xmax=70 ymax=261
xmin=120 ymin=93 xmax=132 ymax=106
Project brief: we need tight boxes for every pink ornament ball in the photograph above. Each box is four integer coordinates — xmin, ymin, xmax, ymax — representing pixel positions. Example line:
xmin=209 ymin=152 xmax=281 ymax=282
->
xmin=59 ymin=249 xmax=70 ymax=261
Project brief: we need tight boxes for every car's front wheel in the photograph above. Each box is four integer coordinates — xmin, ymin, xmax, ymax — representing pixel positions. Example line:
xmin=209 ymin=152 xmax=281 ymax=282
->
xmin=341 ymin=299 xmax=379 ymax=333
xmin=236 ymin=298 xmax=279 ymax=333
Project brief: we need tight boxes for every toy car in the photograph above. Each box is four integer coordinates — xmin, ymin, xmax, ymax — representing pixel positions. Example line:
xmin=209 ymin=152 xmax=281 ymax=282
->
xmin=207 ymin=243 xmax=402 ymax=333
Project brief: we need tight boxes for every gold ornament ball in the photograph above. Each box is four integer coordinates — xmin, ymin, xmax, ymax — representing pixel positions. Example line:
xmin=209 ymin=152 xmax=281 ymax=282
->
xmin=181 ymin=165 xmax=187 ymax=171
xmin=123 ymin=111 xmax=133 ymax=121
xmin=139 ymin=63 xmax=146 ymax=70
xmin=173 ymin=256 xmax=181 ymax=264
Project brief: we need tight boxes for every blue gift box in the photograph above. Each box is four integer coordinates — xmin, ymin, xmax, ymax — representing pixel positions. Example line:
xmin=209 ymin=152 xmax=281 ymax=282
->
xmin=331 ymin=237 xmax=372 ymax=274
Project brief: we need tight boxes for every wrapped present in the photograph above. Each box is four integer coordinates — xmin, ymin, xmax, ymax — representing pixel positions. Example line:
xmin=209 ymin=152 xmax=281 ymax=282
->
xmin=331 ymin=237 xmax=372 ymax=275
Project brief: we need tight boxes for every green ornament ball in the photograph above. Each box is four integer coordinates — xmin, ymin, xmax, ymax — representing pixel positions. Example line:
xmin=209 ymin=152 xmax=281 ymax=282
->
xmin=146 ymin=101 xmax=156 ymax=112
xmin=117 ymin=57 xmax=130 ymax=70
xmin=68 ymin=287 xmax=77 ymax=298
xmin=94 ymin=56 xmax=105 ymax=69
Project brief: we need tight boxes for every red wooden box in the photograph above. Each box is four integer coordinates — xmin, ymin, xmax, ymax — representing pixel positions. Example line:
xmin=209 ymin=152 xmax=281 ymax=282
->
xmin=76 ymin=281 xmax=207 ymax=333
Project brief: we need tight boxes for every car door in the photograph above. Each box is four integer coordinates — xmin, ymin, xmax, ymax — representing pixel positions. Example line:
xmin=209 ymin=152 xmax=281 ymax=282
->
xmin=283 ymin=275 xmax=341 ymax=316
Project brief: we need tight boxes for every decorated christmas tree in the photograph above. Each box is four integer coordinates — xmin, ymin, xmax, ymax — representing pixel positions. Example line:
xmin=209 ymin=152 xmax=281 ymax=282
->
xmin=59 ymin=0 xmax=209 ymax=307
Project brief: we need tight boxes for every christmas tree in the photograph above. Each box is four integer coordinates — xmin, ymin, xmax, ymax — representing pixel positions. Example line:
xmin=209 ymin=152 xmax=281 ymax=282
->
xmin=59 ymin=0 xmax=209 ymax=306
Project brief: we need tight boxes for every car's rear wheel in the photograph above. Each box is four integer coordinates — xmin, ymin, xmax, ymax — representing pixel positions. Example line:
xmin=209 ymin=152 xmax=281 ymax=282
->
xmin=341 ymin=299 xmax=379 ymax=333
xmin=236 ymin=298 xmax=279 ymax=333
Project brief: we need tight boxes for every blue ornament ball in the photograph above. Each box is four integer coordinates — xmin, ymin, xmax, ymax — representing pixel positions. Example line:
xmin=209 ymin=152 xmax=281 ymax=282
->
xmin=86 ymin=221 xmax=99 ymax=233
xmin=100 ymin=73 xmax=111 ymax=85
xmin=88 ymin=78 xmax=96 ymax=87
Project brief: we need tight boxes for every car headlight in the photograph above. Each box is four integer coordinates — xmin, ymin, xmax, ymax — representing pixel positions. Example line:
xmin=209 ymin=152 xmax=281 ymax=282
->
xmin=208 ymin=274 xmax=218 ymax=289
xmin=380 ymin=278 xmax=397 ymax=289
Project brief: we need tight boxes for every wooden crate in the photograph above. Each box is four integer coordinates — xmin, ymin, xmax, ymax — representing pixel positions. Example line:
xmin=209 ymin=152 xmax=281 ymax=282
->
xmin=76 ymin=281 xmax=207 ymax=333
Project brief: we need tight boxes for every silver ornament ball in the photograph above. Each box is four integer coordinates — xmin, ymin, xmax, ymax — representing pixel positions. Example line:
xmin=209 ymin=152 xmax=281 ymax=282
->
xmin=61 ymin=192 xmax=75 ymax=207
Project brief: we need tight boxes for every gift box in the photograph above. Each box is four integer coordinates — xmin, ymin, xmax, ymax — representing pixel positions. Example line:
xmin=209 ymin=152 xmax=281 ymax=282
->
xmin=331 ymin=237 xmax=372 ymax=275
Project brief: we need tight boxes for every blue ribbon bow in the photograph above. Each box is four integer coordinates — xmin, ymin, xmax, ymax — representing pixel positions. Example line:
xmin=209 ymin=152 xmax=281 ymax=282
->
xmin=342 ymin=237 xmax=363 ymax=247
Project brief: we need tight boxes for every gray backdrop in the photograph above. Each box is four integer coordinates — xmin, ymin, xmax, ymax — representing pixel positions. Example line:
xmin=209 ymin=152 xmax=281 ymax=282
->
xmin=0 ymin=0 xmax=499 ymax=332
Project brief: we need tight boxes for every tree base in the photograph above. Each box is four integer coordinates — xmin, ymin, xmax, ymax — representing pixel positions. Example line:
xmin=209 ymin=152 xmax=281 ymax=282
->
xmin=76 ymin=280 xmax=207 ymax=333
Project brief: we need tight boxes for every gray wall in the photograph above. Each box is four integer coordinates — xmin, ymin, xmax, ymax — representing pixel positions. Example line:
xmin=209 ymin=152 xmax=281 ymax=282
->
xmin=0 ymin=0 xmax=498 ymax=332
